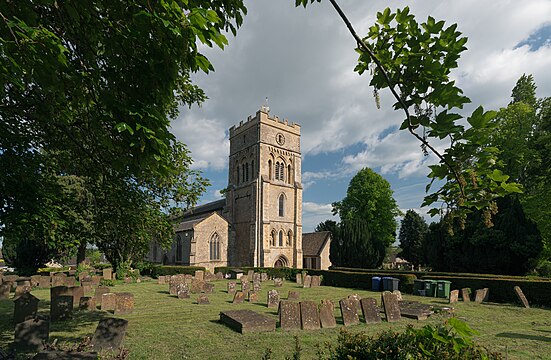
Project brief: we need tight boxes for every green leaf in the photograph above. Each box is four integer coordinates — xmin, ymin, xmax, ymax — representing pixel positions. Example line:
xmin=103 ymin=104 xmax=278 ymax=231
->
xmin=488 ymin=169 xmax=509 ymax=182
xmin=115 ymin=122 xmax=134 ymax=135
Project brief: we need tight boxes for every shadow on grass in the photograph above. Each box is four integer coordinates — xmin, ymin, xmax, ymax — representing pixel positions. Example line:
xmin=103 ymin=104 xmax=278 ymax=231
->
xmin=0 ymin=299 xmax=14 ymax=350
xmin=496 ymin=332 xmax=551 ymax=343
xmin=156 ymin=290 xmax=169 ymax=294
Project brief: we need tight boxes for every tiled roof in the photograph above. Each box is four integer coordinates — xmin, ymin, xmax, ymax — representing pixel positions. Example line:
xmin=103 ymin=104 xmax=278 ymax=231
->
xmin=302 ymin=231 xmax=331 ymax=256
xmin=172 ymin=199 xmax=226 ymax=223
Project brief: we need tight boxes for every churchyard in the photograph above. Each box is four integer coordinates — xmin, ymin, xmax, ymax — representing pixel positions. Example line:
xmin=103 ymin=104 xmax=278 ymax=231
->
xmin=0 ymin=273 xmax=550 ymax=359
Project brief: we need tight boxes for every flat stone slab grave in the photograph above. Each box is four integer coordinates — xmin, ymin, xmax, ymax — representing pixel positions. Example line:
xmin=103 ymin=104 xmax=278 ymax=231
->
xmin=399 ymin=301 xmax=433 ymax=320
xmin=220 ymin=310 xmax=276 ymax=334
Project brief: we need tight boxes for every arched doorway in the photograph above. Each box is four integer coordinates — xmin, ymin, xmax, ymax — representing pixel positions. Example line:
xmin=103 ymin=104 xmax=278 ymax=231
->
xmin=274 ymin=256 xmax=288 ymax=268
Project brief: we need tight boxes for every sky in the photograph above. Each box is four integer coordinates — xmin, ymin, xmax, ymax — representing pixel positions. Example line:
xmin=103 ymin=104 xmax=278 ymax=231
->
xmin=172 ymin=0 xmax=551 ymax=233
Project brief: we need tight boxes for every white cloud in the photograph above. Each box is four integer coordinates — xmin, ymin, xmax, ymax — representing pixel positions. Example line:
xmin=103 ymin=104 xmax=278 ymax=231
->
xmin=302 ymin=201 xmax=338 ymax=232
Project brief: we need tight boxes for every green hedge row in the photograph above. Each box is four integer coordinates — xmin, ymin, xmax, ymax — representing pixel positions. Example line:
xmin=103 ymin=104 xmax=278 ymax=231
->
xmin=421 ymin=275 xmax=551 ymax=308
xmin=308 ymin=269 xmax=417 ymax=294
xmin=214 ymin=266 xmax=301 ymax=281
xmin=149 ymin=265 xmax=206 ymax=277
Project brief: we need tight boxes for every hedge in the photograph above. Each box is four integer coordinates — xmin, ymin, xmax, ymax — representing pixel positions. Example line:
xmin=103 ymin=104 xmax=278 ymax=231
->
xmin=214 ymin=266 xmax=301 ymax=281
xmin=149 ymin=265 xmax=206 ymax=278
xmin=307 ymin=269 xmax=416 ymax=294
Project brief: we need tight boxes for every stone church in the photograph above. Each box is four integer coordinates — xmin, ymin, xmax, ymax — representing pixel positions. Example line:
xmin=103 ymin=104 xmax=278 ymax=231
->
xmin=147 ymin=107 xmax=331 ymax=271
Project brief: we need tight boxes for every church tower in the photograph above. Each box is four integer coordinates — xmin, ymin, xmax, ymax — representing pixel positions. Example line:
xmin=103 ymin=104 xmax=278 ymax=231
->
xmin=225 ymin=106 xmax=303 ymax=268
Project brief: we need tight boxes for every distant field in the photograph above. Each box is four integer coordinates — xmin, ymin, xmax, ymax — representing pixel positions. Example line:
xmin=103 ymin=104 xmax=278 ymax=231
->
xmin=1 ymin=279 xmax=550 ymax=359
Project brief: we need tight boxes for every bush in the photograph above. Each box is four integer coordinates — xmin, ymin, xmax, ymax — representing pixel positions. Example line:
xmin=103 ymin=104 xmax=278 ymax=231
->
xmin=535 ymin=261 xmax=551 ymax=278
xmin=100 ymin=278 xmax=114 ymax=287
xmin=323 ymin=318 xmax=502 ymax=360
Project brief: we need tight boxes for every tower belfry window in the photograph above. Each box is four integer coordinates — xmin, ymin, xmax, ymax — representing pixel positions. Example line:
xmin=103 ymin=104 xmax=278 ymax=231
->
xmin=278 ymin=230 xmax=283 ymax=247
xmin=279 ymin=194 xmax=284 ymax=217
xmin=246 ymin=162 xmax=249 ymax=181
xmin=242 ymin=163 xmax=245 ymax=183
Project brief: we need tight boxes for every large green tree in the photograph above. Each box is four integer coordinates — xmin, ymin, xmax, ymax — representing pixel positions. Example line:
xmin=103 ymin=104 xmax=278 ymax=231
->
xmin=336 ymin=218 xmax=385 ymax=269
xmin=398 ymin=210 xmax=428 ymax=267
xmin=0 ymin=0 xmax=246 ymax=272
xmin=332 ymin=168 xmax=401 ymax=247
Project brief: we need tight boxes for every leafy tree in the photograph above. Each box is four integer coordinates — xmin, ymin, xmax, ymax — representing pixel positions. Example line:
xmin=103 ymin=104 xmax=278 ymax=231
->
xmin=424 ymin=196 xmax=542 ymax=275
xmin=315 ymin=220 xmax=340 ymax=265
xmin=332 ymin=168 xmax=400 ymax=247
xmin=510 ymin=74 xmax=537 ymax=108
xmin=398 ymin=210 xmax=428 ymax=267
xmin=295 ymin=1 xmax=522 ymax=224
xmin=336 ymin=218 xmax=385 ymax=269
xmin=0 ymin=0 xmax=246 ymax=272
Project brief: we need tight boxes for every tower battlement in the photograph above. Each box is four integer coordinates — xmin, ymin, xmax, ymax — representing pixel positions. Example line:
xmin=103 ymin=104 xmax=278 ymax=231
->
xmin=229 ymin=109 xmax=300 ymax=138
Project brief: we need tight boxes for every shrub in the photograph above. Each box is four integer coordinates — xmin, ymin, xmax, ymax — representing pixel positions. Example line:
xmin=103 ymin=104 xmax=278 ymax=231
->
xmin=535 ymin=261 xmax=551 ymax=278
xmin=100 ymin=279 xmax=114 ymax=287
xmin=323 ymin=318 xmax=502 ymax=360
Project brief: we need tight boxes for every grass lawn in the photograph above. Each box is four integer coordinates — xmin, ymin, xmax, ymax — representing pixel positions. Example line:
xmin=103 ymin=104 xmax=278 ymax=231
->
xmin=1 ymin=279 xmax=550 ymax=359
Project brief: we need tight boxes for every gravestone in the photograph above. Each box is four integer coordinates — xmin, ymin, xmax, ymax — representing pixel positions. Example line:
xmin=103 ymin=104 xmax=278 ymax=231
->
xmin=184 ymin=274 xmax=194 ymax=283
xmin=253 ymin=281 xmax=261 ymax=292
xmin=31 ymin=275 xmax=41 ymax=288
xmin=169 ymin=279 xmax=182 ymax=295
xmin=0 ymin=284 xmax=10 ymax=299
xmin=273 ymin=278 xmax=283 ymax=287
xmin=68 ymin=286 xmax=84 ymax=308
xmin=204 ymin=272 xmax=215 ymax=282
xmin=260 ymin=273 xmax=268 ymax=282
xmin=319 ymin=299 xmax=337 ymax=328
xmin=303 ymin=275 xmax=312 ymax=288
xmin=79 ymin=297 xmax=96 ymax=311
xmin=381 ymin=291 xmax=401 ymax=322
xmin=348 ymin=294 xmax=361 ymax=315
xmin=38 ymin=276 xmax=50 ymax=288
xmin=241 ymin=281 xmax=250 ymax=294
xmin=215 ymin=272 xmax=225 ymax=281
xmin=50 ymin=286 xmax=69 ymax=303
xmin=300 ymin=301 xmax=321 ymax=330
xmin=399 ymin=301 xmax=433 ymax=320
xmin=65 ymin=277 xmax=76 ymax=287
xmin=248 ymin=291 xmax=258 ymax=303
xmin=239 ymin=275 xmax=248 ymax=283
xmin=190 ymin=279 xmax=205 ymax=294
xmin=360 ymin=298 xmax=381 ymax=324
xmin=80 ymin=280 xmax=93 ymax=294
xmin=101 ymin=293 xmax=117 ymax=311
xmin=392 ymin=290 xmax=402 ymax=301
xmin=78 ymin=272 xmax=89 ymax=281
xmin=158 ymin=276 xmax=166 ymax=285
xmin=461 ymin=288 xmax=471 ymax=302
xmin=253 ymin=272 xmax=261 ymax=283
xmin=14 ymin=292 xmax=39 ymax=324
xmin=279 ymin=301 xmax=301 ymax=330
xmin=102 ymin=268 xmax=113 ymax=280
xmin=91 ymin=276 xmax=101 ymax=286
xmin=194 ymin=270 xmax=204 ymax=281
xmin=267 ymin=290 xmax=280 ymax=309
xmin=449 ymin=290 xmax=459 ymax=304
xmin=197 ymin=294 xmax=210 ymax=305
xmin=295 ymin=273 xmax=302 ymax=285
xmin=339 ymin=298 xmax=360 ymax=326
xmin=474 ymin=288 xmax=489 ymax=303
xmin=288 ymin=291 xmax=300 ymax=301
xmin=247 ymin=270 xmax=255 ymax=279
xmin=310 ymin=275 xmax=321 ymax=287
xmin=177 ymin=283 xmax=190 ymax=299
xmin=95 ymin=286 xmax=110 ymax=304
xmin=232 ymin=291 xmax=246 ymax=304
xmin=220 ymin=310 xmax=276 ymax=333
xmin=51 ymin=274 xmax=67 ymax=287
xmin=14 ymin=285 xmax=32 ymax=298
xmin=91 ymin=318 xmax=128 ymax=351
xmin=14 ymin=316 xmax=49 ymax=352
xmin=204 ymin=283 xmax=215 ymax=294
xmin=514 ymin=286 xmax=530 ymax=308
xmin=124 ymin=277 xmax=132 ymax=284
xmin=227 ymin=281 xmax=236 ymax=294
xmin=114 ymin=293 xmax=134 ymax=314
xmin=51 ymin=295 xmax=73 ymax=321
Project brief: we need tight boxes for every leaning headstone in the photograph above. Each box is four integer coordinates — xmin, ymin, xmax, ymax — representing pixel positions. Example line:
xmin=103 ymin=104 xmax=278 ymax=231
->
xmin=79 ymin=297 xmax=96 ymax=311
xmin=177 ymin=283 xmax=190 ymax=299
xmin=91 ymin=318 xmax=128 ymax=351
xmin=0 ymin=284 xmax=10 ymax=299
xmin=51 ymin=295 xmax=73 ymax=321
xmin=102 ymin=268 xmax=113 ymax=281
xmin=288 ymin=291 xmax=300 ymax=301
xmin=219 ymin=310 xmax=276 ymax=333
xmin=14 ymin=292 xmax=39 ymax=324
xmin=232 ymin=291 xmax=246 ymax=304
xmin=227 ymin=281 xmax=236 ymax=294
xmin=279 ymin=301 xmax=301 ymax=330
xmin=14 ymin=316 xmax=49 ymax=352
xmin=300 ymin=301 xmax=321 ymax=330
xmin=95 ymin=286 xmax=110 ymax=304
xmin=348 ymin=294 xmax=361 ymax=315
xmin=101 ymin=293 xmax=117 ymax=312
xmin=114 ymin=293 xmax=134 ymax=315
xmin=360 ymin=298 xmax=381 ymax=324
xmin=303 ymin=275 xmax=312 ymax=288
xmin=461 ymin=288 xmax=471 ymax=302
xmin=514 ymin=286 xmax=530 ymax=308
xmin=273 ymin=278 xmax=283 ymax=287
xmin=319 ymin=299 xmax=337 ymax=328
xmin=310 ymin=275 xmax=321 ymax=287
xmin=295 ymin=273 xmax=302 ymax=285
xmin=474 ymin=288 xmax=489 ymax=303
xmin=248 ymin=291 xmax=258 ymax=303
xmin=267 ymin=290 xmax=280 ymax=309
xmin=339 ymin=298 xmax=360 ymax=326
xmin=381 ymin=291 xmax=401 ymax=323
xmin=449 ymin=290 xmax=459 ymax=304
xmin=392 ymin=290 xmax=403 ymax=301
xmin=194 ymin=270 xmax=204 ymax=281
xmin=197 ymin=294 xmax=210 ymax=305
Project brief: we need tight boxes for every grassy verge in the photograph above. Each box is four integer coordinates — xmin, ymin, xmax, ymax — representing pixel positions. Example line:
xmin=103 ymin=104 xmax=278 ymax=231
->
xmin=0 ymin=280 xmax=550 ymax=359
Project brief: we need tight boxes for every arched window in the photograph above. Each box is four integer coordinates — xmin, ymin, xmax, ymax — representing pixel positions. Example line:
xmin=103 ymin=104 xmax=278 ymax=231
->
xmin=278 ymin=230 xmax=284 ymax=247
xmin=251 ymin=160 xmax=254 ymax=179
xmin=287 ymin=230 xmax=292 ymax=246
xmin=268 ymin=160 xmax=272 ymax=180
xmin=270 ymin=230 xmax=276 ymax=247
xmin=287 ymin=164 xmax=292 ymax=183
xmin=278 ymin=194 xmax=284 ymax=217
xmin=210 ymin=233 xmax=220 ymax=260
xmin=242 ymin=163 xmax=245 ymax=183
xmin=245 ymin=162 xmax=249 ymax=182
xmin=275 ymin=162 xmax=280 ymax=180
xmin=176 ymin=235 xmax=183 ymax=262
xmin=236 ymin=164 xmax=240 ymax=185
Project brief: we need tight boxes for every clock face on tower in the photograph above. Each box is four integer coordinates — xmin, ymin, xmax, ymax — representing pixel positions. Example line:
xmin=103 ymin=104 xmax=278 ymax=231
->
xmin=276 ymin=133 xmax=285 ymax=146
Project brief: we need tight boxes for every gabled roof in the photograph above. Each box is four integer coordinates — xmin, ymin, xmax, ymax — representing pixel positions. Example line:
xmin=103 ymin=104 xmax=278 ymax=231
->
xmin=302 ymin=231 xmax=331 ymax=257
xmin=172 ymin=199 xmax=226 ymax=223
xmin=174 ymin=211 xmax=228 ymax=232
